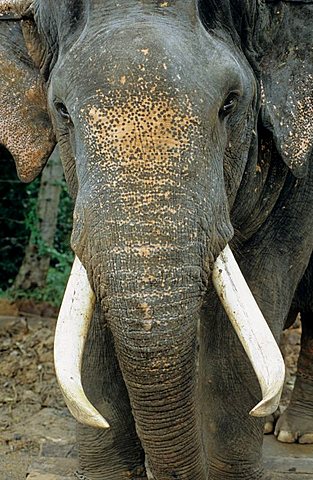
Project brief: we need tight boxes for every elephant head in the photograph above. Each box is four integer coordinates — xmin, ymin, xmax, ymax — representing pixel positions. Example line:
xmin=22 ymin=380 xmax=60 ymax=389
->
xmin=1 ymin=0 xmax=312 ymax=478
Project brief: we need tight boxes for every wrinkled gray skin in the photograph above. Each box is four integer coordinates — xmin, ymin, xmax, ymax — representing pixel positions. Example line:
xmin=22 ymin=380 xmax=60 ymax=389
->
xmin=1 ymin=1 xmax=313 ymax=479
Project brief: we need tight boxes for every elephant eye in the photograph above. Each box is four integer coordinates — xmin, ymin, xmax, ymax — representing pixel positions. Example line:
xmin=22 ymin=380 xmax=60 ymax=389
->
xmin=55 ymin=101 xmax=72 ymax=123
xmin=219 ymin=92 xmax=239 ymax=119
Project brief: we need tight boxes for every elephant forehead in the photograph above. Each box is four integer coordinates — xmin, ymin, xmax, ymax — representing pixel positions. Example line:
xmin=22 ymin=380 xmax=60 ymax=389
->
xmin=79 ymin=89 xmax=200 ymax=175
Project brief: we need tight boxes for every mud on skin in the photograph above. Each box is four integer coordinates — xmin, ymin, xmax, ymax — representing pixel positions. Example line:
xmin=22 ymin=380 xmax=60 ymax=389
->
xmin=0 ymin=1 xmax=313 ymax=479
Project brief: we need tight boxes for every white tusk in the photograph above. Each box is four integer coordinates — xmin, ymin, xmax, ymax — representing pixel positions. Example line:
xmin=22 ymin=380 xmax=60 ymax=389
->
xmin=212 ymin=245 xmax=285 ymax=417
xmin=54 ymin=256 xmax=109 ymax=429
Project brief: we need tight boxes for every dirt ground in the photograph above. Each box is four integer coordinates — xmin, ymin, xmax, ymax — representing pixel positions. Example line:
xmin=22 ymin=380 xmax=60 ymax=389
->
xmin=0 ymin=298 xmax=302 ymax=480
xmin=0 ymin=299 xmax=76 ymax=480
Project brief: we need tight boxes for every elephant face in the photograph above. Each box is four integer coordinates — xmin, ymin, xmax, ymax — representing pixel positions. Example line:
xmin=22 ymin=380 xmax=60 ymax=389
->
xmin=48 ymin=13 xmax=255 ymax=286
xmin=47 ymin=15 xmax=259 ymax=474
xmin=1 ymin=1 xmax=312 ymax=478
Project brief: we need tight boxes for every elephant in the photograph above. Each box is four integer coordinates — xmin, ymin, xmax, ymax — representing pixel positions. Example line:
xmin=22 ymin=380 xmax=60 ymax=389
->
xmin=0 ymin=1 xmax=313 ymax=479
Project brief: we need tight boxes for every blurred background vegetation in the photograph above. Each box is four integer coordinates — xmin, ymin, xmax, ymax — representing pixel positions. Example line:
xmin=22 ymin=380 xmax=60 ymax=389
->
xmin=0 ymin=145 xmax=73 ymax=308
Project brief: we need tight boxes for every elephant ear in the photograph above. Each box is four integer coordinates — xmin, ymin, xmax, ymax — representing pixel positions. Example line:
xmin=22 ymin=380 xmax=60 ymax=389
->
xmin=0 ymin=2 xmax=55 ymax=182
xmin=259 ymin=1 xmax=313 ymax=178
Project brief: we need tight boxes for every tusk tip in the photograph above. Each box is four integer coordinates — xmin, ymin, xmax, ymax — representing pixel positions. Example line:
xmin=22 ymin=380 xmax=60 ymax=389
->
xmin=83 ymin=416 xmax=110 ymax=430
xmin=58 ymin=384 xmax=110 ymax=429
xmin=66 ymin=401 xmax=110 ymax=429
xmin=249 ymin=388 xmax=283 ymax=418
xmin=81 ymin=413 xmax=110 ymax=430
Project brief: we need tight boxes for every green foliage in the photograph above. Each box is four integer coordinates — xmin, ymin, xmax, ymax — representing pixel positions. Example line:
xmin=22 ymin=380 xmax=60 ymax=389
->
xmin=0 ymin=150 xmax=34 ymax=287
xmin=2 ymin=258 xmax=73 ymax=306
xmin=23 ymin=179 xmax=42 ymax=245
xmin=0 ymin=147 xmax=74 ymax=307
xmin=52 ymin=177 xmax=74 ymax=263
xmin=29 ymin=176 xmax=74 ymax=306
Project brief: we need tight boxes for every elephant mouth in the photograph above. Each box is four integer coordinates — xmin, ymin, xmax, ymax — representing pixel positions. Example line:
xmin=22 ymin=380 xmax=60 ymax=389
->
xmin=54 ymin=244 xmax=285 ymax=429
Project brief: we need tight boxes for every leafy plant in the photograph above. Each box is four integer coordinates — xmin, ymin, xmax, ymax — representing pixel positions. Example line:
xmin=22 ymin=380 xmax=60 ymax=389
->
xmin=0 ymin=150 xmax=35 ymax=287
xmin=0 ymin=147 xmax=74 ymax=307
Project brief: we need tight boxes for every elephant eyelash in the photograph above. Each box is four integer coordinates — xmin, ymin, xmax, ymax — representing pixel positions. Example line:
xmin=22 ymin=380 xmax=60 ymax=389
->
xmin=219 ymin=92 xmax=240 ymax=119
xmin=54 ymin=101 xmax=72 ymax=123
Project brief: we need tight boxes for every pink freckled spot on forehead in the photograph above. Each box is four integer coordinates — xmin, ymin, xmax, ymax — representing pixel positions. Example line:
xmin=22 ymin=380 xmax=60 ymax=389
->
xmin=79 ymin=87 xmax=200 ymax=222
xmin=83 ymin=91 xmax=198 ymax=176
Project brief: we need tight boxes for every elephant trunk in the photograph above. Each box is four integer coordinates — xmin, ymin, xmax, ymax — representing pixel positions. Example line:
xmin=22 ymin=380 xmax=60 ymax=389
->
xmin=104 ymin=267 xmax=205 ymax=479
xmin=80 ymin=218 xmax=206 ymax=479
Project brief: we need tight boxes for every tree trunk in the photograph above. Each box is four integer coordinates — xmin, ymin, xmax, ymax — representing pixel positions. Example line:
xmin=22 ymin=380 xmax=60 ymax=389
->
xmin=13 ymin=146 xmax=63 ymax=290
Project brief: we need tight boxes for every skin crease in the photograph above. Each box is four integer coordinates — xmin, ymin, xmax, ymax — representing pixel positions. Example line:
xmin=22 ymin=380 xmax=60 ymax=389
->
xmin=0 ymin=1 xmax=312 ymax=479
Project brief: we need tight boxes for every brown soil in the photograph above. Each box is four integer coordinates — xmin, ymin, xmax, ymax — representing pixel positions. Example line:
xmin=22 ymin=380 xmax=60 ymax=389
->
xmin=0 ymin=299 xmax=302 ymax=479
xmin=0 ymin=299 xmax=76 ymax=480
